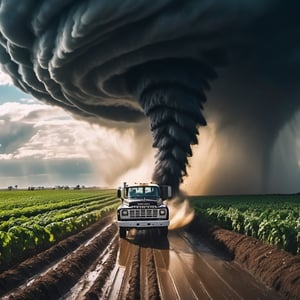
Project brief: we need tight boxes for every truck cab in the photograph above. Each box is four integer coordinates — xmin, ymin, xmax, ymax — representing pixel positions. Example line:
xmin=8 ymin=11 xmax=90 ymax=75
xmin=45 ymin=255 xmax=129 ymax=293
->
xmin=117 ymin=182 xmax=171 ymax=238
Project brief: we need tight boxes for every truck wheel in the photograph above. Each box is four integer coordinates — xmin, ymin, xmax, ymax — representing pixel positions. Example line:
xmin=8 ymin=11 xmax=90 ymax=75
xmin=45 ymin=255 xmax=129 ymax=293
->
xmin=160 ymin=226 xmax=168 ymax=237
xmin=119 ymin=228 xmax=126 ymax=238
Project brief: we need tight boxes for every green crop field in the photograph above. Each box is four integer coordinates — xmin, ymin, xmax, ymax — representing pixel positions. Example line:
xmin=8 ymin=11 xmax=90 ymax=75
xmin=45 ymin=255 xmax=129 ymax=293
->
xmin=190 ymin=194 xmax=300 ymax=255
xmin=0 ymin=189 xmax=119 ymax=270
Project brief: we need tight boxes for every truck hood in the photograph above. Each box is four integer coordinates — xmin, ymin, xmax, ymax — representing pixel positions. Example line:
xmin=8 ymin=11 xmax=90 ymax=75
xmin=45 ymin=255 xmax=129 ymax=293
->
xmin=123 ymin=199 xmax=161 ymax=207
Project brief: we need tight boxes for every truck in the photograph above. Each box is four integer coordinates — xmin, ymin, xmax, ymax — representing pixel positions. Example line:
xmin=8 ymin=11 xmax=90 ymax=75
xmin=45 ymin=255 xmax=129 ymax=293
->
xmin=117 ymin=182 xmax=171 ymax=238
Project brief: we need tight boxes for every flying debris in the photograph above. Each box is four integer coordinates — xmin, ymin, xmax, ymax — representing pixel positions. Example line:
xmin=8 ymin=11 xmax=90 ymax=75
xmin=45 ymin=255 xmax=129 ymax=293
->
xmin=0 ymin=0 xmax=300 ymax=194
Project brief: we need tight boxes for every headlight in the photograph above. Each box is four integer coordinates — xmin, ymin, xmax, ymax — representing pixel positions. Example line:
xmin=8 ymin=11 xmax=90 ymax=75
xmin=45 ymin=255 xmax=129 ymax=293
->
xmin=159 ymin=209 xmax=166 ymax=215
xmin=121 ymin=209 xmax=128 ymax=216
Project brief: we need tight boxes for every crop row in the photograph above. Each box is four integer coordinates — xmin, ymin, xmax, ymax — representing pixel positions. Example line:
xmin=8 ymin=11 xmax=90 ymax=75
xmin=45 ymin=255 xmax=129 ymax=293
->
xmin=0 ymin=190 xmax=114 ymax=221
xmin=0 ymin=189 xmax=119 ymax=271
xmin=190 ymin=194 xmax=300 ymax=255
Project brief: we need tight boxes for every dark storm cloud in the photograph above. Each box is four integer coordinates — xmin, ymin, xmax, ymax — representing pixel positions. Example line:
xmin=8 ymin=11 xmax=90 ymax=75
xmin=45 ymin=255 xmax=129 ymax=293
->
xmin=0 ymin=0 xmax=299 ymax=193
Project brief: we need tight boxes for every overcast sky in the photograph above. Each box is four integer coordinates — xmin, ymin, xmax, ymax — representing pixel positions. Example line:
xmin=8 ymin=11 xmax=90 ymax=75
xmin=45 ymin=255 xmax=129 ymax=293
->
xmin=0 ymin=69 xmax=155 ymax=189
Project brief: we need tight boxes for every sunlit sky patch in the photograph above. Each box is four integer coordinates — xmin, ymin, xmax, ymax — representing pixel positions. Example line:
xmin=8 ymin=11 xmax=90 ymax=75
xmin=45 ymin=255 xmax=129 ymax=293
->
xmin=0 ymin=69 xmax=12 ymax=85
xmin=0 ymin=69 xmax=154 ymax=189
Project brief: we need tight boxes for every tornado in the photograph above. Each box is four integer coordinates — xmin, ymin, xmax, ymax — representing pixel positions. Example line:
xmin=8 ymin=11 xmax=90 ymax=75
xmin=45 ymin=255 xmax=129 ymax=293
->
xmin=0 ymin=0 xmax=300 ymax=194
xmin=127 ymin=58 xmax=218 ymax=193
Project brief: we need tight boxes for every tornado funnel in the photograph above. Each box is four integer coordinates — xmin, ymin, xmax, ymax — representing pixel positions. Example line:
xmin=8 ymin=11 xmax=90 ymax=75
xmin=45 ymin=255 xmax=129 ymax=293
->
xmin=128 ymin=58 xmax=217 ymax=193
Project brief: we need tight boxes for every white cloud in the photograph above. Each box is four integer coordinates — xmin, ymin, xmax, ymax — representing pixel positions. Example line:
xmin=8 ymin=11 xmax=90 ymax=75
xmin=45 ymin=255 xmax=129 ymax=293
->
xmin=0 ymin=153 xmax=13 ymax=160
xmin=20 ymin=98 xmax=38 ymax=103
xmin=0 ymin=68 xmax=12 ymax=85
xmin=0 ymin=101 xmax=62 ymax=122
xmin=0 ymin=102 xmax=95 ymax=160
xmin=0 ymin=100 xmax=154 ymax=188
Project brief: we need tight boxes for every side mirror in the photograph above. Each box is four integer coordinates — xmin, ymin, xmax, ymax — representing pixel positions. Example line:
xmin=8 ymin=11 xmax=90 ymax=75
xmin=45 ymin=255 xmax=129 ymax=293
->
xmin=160 ymin=185 xmax=172 ymax=200
xmin=117 ymin=188 xmax=122 ymax=198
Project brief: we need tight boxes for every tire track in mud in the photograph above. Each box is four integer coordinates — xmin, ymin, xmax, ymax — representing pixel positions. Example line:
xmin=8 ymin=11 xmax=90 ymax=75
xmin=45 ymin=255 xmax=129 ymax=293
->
xmin=0 ymin=219 xmax=287 ymax=300
xmin=64 ymin=233 xmax=119 ymax=300
xmin=153 ymin=231 xmax=280 ymax=299
xmin=111 ymin=229 xmax=282 ymax=300
xmin=102 ymin=230 xmax=163 ymax=300
xmin=141 ymin=248 xmax=160 ymax=300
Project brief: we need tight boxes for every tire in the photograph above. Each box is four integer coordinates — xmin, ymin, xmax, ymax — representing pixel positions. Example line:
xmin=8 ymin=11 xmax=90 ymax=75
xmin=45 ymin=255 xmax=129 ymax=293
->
xmin=160 ymin=226 xmax=168 ymax=237
xmin=119 ymin=227 xmax=126 ymax=238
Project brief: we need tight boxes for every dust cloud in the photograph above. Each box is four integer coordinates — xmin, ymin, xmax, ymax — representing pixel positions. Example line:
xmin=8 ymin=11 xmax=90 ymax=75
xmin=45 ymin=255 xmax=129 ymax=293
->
xmin=168 ymin=192 xmax=195 ymax=230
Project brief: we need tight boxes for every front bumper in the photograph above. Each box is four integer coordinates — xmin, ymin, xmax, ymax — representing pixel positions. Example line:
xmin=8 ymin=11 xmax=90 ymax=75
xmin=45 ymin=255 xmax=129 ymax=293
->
xmin=118 ymin=220 xmax=169 ymax=228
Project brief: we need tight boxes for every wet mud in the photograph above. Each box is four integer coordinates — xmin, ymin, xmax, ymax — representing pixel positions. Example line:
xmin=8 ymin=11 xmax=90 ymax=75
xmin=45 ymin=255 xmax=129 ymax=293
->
xmin=188 ymin=217 xmax=300 ymax=300
xmin=0 ymin=214 xmax=299 ymax=299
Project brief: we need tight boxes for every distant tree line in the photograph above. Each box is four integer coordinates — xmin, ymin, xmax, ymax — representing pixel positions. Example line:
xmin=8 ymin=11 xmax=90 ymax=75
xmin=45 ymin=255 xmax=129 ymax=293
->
xmin=7 ymin=185 xmax=86 ymax=191
xmin=7 ymin=185 xmax=18 ymax=191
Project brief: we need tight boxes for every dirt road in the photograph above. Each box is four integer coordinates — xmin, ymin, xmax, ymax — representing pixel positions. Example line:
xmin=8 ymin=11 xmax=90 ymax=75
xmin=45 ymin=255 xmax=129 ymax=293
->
xmin=106 ymin=229 xmax=281 ymax=300
xmin=0 ymin=214 xmax=292 ymax=299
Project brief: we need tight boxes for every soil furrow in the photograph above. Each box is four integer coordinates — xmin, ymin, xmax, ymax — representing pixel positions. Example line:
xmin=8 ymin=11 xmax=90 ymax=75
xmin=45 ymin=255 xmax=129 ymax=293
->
xmin=0 ymin=214 xmax=114 ymax=297
xmin=140 ymin=247 xmax=148 ymax=299
xmin=188 ymin=217 xmax=300 ymax=300
xmin=126 ymin=245 xmax=140 ymax=300
xmin=82 ymin=234 xmax=119 ymax=299
xmin=145 ymin=248 xmax=160 ymax=300
xmin=0 ymin=215 xmax=297 ymax=300
xmin=5 ymin=223 xmax=117 ymax=300
xmin=140 ymin=247 xmax=160 ymax=300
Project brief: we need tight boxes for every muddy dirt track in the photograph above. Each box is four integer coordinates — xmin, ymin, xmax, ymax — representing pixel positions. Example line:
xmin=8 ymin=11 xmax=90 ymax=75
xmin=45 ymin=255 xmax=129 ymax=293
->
xmin=0 ymin=213 xmax=299 ymax=300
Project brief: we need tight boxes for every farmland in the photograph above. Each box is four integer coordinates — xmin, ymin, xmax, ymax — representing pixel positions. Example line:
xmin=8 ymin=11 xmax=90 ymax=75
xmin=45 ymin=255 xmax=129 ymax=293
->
xmin=0 ymin=188 xmax=119 ymax=271
xmin=0 ymin=190 xmax=299 ymax=299
xmin=190 ymin=194 xmax=300 ymax=254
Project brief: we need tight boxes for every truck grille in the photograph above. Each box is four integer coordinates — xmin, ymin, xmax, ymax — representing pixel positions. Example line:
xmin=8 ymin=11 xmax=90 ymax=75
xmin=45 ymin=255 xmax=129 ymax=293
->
xmin=118 ymin=206 xmax=168 ymax=220
xmin=119 ymin=207 xmax=169 ymax=220
xmin=129 ymin=208 xmax=158 ymax=218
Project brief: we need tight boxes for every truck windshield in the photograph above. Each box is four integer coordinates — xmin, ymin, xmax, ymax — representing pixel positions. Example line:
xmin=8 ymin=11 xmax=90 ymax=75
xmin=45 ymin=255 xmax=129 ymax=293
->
xmin=127 ymin=186 xmax=159 ymax=199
